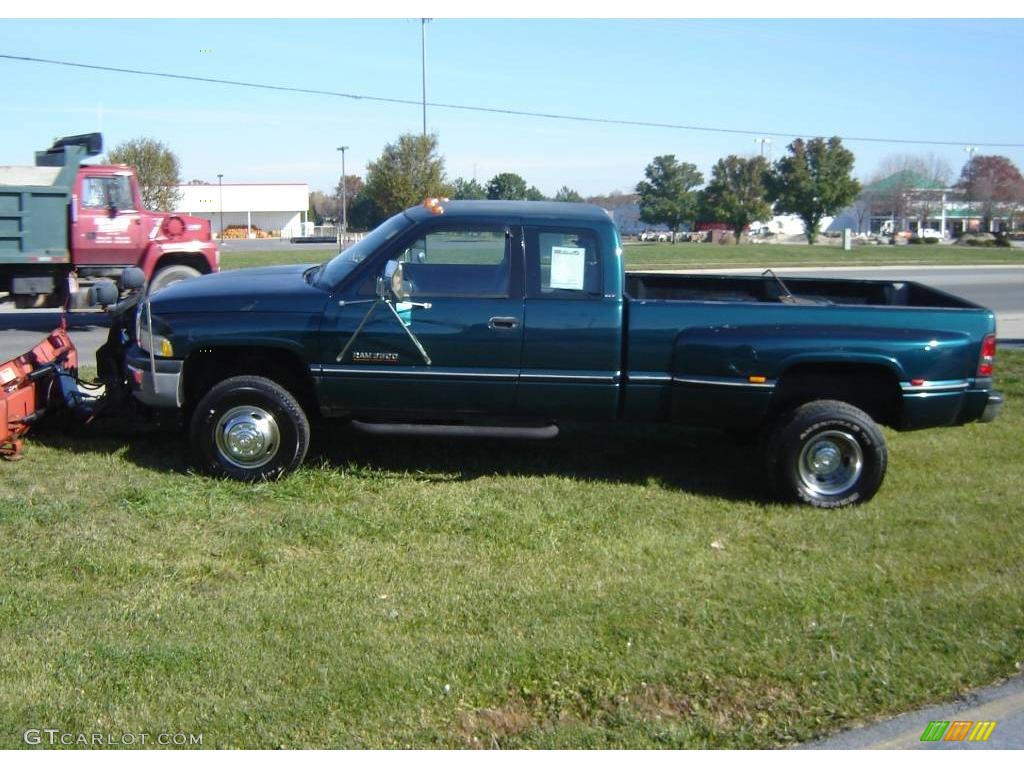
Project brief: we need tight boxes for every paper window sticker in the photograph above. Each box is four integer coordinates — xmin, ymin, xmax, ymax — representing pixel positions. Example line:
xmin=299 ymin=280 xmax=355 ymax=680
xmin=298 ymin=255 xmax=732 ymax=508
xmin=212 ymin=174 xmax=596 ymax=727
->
xmin=549 ymin=246 xmax=586 ymax=290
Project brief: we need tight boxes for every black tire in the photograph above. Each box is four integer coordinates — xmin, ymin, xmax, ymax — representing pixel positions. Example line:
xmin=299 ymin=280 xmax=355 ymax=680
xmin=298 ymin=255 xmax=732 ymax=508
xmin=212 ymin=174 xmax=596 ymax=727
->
xmin=149 ymin=264 xmax=201 ymax=295
xmin=190 ymin=375 xmax=310 ymax=481
xmin=764 ymin=399 xmax=887 ymax=508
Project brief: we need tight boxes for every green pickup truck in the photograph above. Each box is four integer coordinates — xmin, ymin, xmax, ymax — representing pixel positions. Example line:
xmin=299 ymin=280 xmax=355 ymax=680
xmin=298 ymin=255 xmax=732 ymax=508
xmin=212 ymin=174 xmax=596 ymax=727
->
xmin=111 ymin=200 xmax=1003 ymax=507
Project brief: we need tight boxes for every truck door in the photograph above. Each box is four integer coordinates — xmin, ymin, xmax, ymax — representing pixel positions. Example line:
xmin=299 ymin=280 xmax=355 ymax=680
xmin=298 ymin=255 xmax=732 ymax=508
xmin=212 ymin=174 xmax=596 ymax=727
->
xmin=519 ymin=225 xmax=623 ymax=420
xmin=318 ymin=221 xmax=525 ymax=416
xmin=73 ymin=172 xmax=144 ymax=266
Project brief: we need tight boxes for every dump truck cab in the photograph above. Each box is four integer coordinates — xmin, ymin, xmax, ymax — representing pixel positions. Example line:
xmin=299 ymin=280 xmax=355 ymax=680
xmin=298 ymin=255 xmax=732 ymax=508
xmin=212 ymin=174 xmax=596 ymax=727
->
xmin=0 ymin=133 xmax=218 ymax=307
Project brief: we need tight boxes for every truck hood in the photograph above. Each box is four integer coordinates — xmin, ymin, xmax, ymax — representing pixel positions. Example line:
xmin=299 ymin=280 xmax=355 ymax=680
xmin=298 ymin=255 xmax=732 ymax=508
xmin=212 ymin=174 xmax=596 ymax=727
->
xmin=149 ymin=263 xmax=329 ymax=315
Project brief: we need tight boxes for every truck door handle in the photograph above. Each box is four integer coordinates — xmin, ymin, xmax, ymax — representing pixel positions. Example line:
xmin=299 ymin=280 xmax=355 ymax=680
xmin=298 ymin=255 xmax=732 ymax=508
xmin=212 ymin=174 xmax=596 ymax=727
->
xmin=488 ymin=316 xmax=519 ymax=330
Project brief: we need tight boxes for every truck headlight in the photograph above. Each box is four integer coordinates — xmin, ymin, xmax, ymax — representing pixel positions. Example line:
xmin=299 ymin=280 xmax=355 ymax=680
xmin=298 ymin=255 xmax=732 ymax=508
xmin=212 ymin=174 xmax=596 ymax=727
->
xmin=135 ymin=302 xmax=175 ymax=357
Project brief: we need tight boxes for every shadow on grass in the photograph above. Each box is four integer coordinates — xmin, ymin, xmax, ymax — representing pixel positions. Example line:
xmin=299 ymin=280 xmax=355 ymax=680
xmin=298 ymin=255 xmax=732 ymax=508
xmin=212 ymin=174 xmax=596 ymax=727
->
xmin=26 ymin=419 xmax=766 ymax=504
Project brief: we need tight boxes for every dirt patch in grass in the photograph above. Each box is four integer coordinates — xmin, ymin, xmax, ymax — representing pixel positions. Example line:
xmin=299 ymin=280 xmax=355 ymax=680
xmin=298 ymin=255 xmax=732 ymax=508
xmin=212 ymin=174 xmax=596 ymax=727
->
xmin=456 ymin=701 xmax=535 ymax=748
xmin=628 ymin=682 xmax=694 ymax=721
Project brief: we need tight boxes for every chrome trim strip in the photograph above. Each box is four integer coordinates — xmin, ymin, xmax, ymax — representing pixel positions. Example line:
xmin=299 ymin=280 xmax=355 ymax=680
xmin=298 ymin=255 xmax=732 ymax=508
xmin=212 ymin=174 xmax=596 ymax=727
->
xmin=672 ymin=375 xmax=776 ymax=389
xmin=900 ymin=380 xmax=970 ymax=392
xmin=318 ymin=365 xmax=516 ymax=381
xmin=520 ymin=372 xmax=618 ymax=384
xmin=315 ymin=365 xmax=617 ymax=385
xmin=628 ymin=373 xmax=673 ymax=383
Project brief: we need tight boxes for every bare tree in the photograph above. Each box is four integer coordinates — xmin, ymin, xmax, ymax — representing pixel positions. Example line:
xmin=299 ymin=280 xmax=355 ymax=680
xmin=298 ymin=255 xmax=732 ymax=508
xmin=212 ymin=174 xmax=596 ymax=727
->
xmin=309 ymin=191 xmax=340 ymax=223
xmin=851 ymin=190 xmax=875 ymax=234
xmin=907 ymin=154 xmax=951 ymax=231
xmin=866 ymin=154 xmax=950 ymax=234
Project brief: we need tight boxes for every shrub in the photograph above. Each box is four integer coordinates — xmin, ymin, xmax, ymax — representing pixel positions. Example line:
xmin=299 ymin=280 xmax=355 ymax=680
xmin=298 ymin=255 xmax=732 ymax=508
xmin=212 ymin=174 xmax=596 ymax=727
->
xmin=923 ymin=237 xmax=940 ymax=244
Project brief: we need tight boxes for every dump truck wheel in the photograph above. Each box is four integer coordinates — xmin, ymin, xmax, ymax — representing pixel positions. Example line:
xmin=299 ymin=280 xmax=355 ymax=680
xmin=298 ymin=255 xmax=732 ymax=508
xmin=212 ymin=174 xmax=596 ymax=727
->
xmin=149 ymin=264 xmax=201 ymax=295
xmin=190 ymin=375 xmax=309 ymax=481
xmin=765 ymin=399 xmax=887 ymax=508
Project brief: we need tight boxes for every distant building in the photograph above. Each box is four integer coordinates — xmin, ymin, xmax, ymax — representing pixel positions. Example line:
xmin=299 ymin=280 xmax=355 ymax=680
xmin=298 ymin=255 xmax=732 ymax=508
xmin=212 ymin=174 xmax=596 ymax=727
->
xmin=175 ymin=182 xmax=309 ymax=239
xmin=608 ymin=201 xmax=645 ymax=235
xmin=852 ymin=170 xmax=1013 ymax=237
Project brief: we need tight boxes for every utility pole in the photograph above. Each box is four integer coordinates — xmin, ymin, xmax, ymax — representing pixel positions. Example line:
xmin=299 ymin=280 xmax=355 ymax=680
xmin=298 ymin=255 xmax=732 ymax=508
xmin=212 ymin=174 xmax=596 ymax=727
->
xmin=337 ymin=145 xmax=349 ymax=244
xmin=421 ymin=18 xmax=431 ymax=137
xmin=754 ymin=137 xmax=773 ymax=161
xmin=217 ymin=173 xmax=224 ymax=240
xmin=963 ymin=145 xmax=978 ymax=233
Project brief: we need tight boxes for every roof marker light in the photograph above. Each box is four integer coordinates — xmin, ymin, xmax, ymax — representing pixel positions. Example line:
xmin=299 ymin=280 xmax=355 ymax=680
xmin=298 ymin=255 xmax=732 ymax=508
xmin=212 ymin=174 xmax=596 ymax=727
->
xmin=422 ymin=197 xmax=445 ymax=215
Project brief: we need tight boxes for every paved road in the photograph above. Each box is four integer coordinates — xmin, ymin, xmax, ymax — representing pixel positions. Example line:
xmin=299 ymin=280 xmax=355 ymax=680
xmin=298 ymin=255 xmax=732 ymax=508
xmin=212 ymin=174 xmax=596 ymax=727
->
xmin=0 ymin=308 xmax=112 ymax=366
xmin=803 ymin=673 xmax=1024 ymax=749
xmin=2 ymin=265 xmax=1023 ymax=363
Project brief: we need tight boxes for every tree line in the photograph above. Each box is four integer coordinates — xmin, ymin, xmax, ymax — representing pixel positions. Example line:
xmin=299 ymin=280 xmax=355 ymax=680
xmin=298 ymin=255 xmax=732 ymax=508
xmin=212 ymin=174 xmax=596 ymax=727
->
xmin=636 ymin=138 xmax=861 ymax=245
xmin=307 ymin=134 xmax=585 ymax=230
xmin=106 ymin=133 xmax=1024 ymax=241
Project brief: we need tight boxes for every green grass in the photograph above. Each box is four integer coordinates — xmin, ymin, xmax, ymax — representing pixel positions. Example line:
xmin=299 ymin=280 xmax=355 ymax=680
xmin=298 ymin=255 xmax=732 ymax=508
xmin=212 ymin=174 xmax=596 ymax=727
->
xmin=221 ymin=249 xmax=329 ymax=271
xmin=2 ymin=353 xmax=1022 ymax=748
xmin=221 ymin=242 xmax=1023 ymax=275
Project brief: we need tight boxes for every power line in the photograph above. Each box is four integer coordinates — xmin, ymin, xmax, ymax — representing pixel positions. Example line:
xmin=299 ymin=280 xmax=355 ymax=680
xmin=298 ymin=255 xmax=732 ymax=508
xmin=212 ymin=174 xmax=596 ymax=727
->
xmin=2 ymin=52 xmax=1023 ymax=149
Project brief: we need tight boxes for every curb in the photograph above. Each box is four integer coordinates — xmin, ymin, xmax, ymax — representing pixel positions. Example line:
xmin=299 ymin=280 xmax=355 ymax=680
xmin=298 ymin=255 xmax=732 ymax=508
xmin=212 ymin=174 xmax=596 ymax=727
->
xmin=801 ymin=673 xmax=1024 ymax=750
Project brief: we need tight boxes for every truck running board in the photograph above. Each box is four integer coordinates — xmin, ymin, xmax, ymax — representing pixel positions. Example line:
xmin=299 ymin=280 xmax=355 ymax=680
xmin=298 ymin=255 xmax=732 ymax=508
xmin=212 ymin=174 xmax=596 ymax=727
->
xmin=350 ymin=421 xmax=559 ymax=440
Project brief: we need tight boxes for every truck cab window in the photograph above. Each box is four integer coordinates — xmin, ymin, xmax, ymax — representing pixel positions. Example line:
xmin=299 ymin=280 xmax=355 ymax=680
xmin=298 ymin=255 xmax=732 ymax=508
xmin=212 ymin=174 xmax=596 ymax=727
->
xmin=82 ymin=176 xmax=134 ymax=211
xmin=396 ymin=228 xmax=510 ymax=298
xmin=527 ymin=228 xmax=602 ymax=298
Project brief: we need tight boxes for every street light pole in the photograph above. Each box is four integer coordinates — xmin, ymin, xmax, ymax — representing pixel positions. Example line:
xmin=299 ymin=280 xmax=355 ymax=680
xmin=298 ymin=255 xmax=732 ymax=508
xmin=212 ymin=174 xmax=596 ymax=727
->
xmin=754 ymin=137 xmax=772 ymax=160
xmin=963 ymin=145 xmax=978 ymax=233
xmin=337 ymin=145 xmax=349 ymax=244
xmin=421 ymin=18 xmax=431 ymax=137
xmin=217 ymin=173 xmax=224 ymax=240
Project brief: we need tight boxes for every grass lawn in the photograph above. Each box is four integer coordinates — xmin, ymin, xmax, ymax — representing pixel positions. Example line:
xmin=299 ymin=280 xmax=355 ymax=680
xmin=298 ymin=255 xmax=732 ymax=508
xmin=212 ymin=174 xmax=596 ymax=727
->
xmin=220 ymin=242 xmax=1023 ymax=274
xmin=1 ymin=353 xmax=1021 ymax=748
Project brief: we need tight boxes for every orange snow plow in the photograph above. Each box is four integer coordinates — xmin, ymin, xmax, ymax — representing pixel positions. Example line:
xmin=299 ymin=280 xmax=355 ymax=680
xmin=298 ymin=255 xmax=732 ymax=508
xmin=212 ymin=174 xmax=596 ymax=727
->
xmin=0 ymin=327 xmax=79 ymax=459
xmin=1 ymin=269 xmax=148 ymax=460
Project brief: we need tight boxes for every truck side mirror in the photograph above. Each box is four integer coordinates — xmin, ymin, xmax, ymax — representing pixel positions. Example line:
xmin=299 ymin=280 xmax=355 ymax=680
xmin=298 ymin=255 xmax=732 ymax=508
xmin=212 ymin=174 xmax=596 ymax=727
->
xmin=119 ymin=267 xmax=146 ymax=292
xmin=107 ymin=203 xmax=118 ymax=219
xmin=381 ymin=259 xmax=411 ymax=301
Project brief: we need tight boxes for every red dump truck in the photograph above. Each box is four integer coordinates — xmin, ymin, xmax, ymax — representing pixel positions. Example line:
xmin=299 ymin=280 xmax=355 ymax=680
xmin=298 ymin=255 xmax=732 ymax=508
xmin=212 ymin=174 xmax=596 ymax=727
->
xmin=0 ymin=132 xmax=218 ymax=308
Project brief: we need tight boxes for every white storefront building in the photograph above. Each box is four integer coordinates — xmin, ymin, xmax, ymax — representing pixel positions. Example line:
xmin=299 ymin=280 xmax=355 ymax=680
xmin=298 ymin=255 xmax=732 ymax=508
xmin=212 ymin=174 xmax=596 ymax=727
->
xmin=175 ymin=182 xmax=309 ymax=239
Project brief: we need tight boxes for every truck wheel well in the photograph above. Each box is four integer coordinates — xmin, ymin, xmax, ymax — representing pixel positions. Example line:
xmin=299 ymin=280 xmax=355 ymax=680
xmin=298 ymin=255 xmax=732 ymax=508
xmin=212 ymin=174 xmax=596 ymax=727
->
xmin=182 ymin=347 xmax=318 ymax=419
xmin=769 ymin=364 xmax=902 ymax=428
xmin=154 ymin=253 xmax=213 ymax=276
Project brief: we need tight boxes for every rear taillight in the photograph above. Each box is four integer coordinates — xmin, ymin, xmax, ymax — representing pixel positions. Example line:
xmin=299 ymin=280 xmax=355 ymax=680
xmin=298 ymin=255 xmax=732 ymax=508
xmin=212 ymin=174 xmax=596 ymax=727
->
xmin=978 ymin=334 xmax=996 ymax=377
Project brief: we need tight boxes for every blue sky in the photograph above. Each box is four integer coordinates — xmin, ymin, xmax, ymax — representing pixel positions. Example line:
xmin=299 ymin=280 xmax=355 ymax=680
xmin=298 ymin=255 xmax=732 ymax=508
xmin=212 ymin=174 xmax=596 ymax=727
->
xmin=1 ymin=18 xmax=1022 ymax=197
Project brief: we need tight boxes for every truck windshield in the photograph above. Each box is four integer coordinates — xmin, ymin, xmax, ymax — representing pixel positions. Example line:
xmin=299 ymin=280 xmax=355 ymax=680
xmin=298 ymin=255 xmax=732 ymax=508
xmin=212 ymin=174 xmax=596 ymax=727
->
xmin=317 ymin=212 xmax=413 ymax=289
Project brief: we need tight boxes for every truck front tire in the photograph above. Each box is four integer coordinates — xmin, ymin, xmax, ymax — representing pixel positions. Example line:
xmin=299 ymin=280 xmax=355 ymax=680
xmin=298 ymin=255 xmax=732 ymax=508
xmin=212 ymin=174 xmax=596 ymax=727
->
xmin=149 ymin=264 xmax=201 ymax=295
xmin=765 ymin=400 xmax=887 ymax=508
xmin=190 ymin=375 xmax=310 ymax=481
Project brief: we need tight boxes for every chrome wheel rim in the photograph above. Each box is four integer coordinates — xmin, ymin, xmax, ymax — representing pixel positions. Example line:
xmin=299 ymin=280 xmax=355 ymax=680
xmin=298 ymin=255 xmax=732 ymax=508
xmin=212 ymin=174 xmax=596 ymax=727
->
xmin=797 ymin=430 xmax=863 ymax=496
xmin=214 ymin=405 xmax=280 ymax=469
